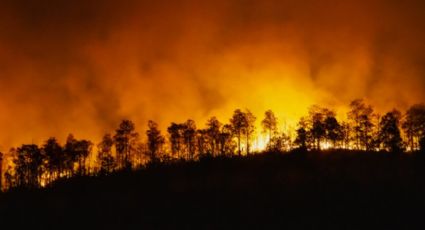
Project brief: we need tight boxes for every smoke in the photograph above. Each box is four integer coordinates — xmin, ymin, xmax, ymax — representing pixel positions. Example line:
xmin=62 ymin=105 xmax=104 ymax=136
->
xmin=0 ymin=0 xmax=424 ymax=149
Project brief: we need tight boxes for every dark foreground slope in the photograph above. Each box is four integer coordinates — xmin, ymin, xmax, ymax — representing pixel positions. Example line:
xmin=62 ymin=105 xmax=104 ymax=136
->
xmin=1 ymin=151 xmax=425 ymax=229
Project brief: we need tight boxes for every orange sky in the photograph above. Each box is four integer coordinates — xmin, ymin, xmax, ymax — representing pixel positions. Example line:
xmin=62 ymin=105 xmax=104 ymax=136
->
xmin=0 ymin=0 xmax=424 ymax=150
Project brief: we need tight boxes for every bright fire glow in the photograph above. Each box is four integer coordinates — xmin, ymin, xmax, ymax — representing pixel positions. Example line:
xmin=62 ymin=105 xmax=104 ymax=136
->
xmin=0 ymin=0 xmax=424 ymax=152
xmin=320 ymin=142 xmax=332 ymax=151
xmin=252 ymin=135 xmax=269 ymax=152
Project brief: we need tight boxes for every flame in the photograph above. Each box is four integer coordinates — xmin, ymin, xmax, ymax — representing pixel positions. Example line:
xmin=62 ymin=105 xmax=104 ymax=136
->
xmin=320 ymin=142 xmax=332 ymax=150
xmin=252 ymin=135 xmax=269 ymax=152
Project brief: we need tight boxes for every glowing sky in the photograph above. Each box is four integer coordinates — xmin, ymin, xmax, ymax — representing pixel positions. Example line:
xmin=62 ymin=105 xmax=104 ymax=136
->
xmin=0 ymin=0 xmax=424 ymax=149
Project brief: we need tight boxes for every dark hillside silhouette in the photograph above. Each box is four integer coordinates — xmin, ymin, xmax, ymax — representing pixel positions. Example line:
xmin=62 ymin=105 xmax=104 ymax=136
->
xmin=0 ymin=151 xmax=424 ymax=229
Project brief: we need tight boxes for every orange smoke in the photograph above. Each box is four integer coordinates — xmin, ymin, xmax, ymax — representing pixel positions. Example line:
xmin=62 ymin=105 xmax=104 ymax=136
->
xmin=0 ymin=0 xmax=424 ymax=150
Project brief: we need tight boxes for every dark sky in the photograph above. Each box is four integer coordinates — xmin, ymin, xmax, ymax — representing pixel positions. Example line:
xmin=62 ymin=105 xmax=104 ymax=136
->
xmin=0 ymin=0 xmax=425 ymax=149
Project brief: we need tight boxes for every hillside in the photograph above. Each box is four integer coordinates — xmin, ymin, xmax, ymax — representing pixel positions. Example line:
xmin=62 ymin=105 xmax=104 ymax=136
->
xmin=1 ymin=151 xmax=425 ymax=229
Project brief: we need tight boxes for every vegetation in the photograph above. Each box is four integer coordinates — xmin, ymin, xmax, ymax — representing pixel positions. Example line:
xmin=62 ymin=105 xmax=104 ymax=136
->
xmin=0 ymin=99 xmax=424 ymax=191
xmin=0 ymin=99 xmax=424 ymax=228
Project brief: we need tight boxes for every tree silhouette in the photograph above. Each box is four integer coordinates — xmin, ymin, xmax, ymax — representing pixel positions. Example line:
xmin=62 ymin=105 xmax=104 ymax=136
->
xmin=183 ymin=120 xmax=197 ymax=160
xmin=243 ymin=110 xmax=256 ymax=155
xmin=206 ymin=117 xmax=222 ymax=156
xmin=324 ymin=114 xmax=343 ymax=149
xmin=262 ymin=110 xmax=278 ymax=144
xmin=230 ymin=109 xmax=246 ymax=156
xmin=348 ymin=99 xmax=374 ymax=150
xmin=309 ymin=106 xmax=330 ymax=150
xmin=114 ymin=120 xmax=139 ymax=169
xmin=402 ymin=104 xmax=425 ymax=151
xmin=219 ymin=124 xmax=235 ymax=156
xmin=97 ymin=134 xmax=116 ymax=175
xmin=42 ymin=137 xmax=64 ymax=183
xmin=74 ymin=139 xmax=92 ymax=176
xmin=378 ymin=110 xmax=403 ymax=153
xmin=340 ymin=122 xmax=351 ymax=149
xmin=294 ymin=117 xmax=309 ymax=150
xmin=64 ymin=134 xmax=78 ymax=177
xmin=146 ymin=120 xmax=165 ymax=163
xmin=196 ymin=129 xmax=209 ymax=156
xmin=4 ymin=100 xmax=425 ymax=192
xmin=4 ymin=166 xmax=14 ymax=190
xmin=168 ymin=123 xmax=184 ymax=158
xmin=14 ymin=144 xmax=44 ymax=188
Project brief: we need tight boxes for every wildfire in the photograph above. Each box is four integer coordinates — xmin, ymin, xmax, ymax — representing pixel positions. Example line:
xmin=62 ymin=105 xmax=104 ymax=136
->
xmin=252 ymin=135 xmax=269 ymax=152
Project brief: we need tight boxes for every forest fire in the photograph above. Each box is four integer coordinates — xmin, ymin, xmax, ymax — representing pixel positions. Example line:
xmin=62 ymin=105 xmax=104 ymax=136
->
xmin=0 ymin=0 xmax=424 ymax=152
xmin=1 ymin=1 xmax=425 ymax=229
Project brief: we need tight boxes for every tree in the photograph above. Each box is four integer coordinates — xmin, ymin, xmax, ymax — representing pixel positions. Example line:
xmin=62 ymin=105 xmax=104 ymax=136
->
xmin=378 ymin=110 xmax=403 ymax=153
xmin=4 ymin=166 xmax=14 ymax=190
xmin=402 ymin=104 xmax=425 ymax=151
xmin=230 ymin=109 xmax=246 ymax=156
xmin=64 ymin=134 xmax=78 ymax=177
xmin=167 ymin=123 xmax=183 ymax=158
xmin=97 ymin=134 xmax=116 ymax=175
xmin=230 ymin=109 xmax=256 ymax=155
xmin=43 ymin=137 xmax=64 ymax=183
xmin=262 ymin=110 xmax=278 ymax=144
xmin=14 ymin=144 xmax=44 ymax=188
xmin=294 ymin=117 xmax=309 ymax=150
xmin=219 ymin=124 xmax=235 ymax=156
xmin=348 ymin=99 xmax=374 ymax=150
xmin=114 ymin=120 xmax=139 ymax=169
xmin=146 ymin=120 xmax=165 ymax=163
xmin=206 ymin=117 xmax=222 ymax=156
xmin=340 ymin=122 xmax=351 ymax=149
xmin=63 ymin=135 xmax=92 ymax=176
xmin=243 ymin=110 xmax=256 ymax=155
xmin=309 ymin=106 xmax=330 ymax=150
xmin=183 ymin=120 xmax=197 ymax=160
xmin=324 ymin=115 xmax=342 ymax=149
xmin=74 ymin=139 xmax=92 ymax=176
xmin=197 ymin=129 xmax=208 ymax=156
xmin=266 ymin=133 xmax=291 ymax=152
xmin=196 ymin=129 xmax=209 ymax=156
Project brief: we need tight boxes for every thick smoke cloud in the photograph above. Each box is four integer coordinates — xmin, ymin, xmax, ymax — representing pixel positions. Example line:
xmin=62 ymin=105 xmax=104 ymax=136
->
xmin=0 ymin=0 xmax=424 ymax=149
